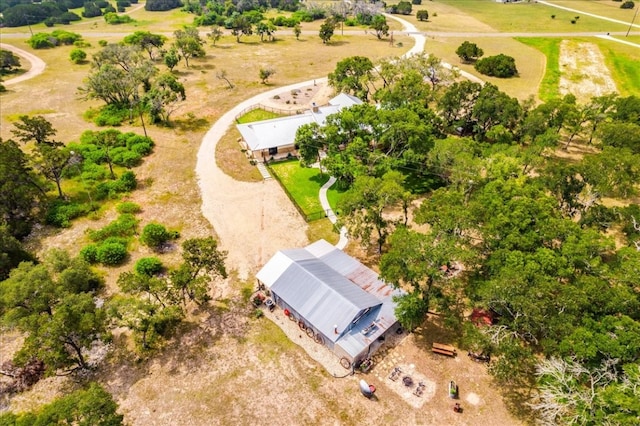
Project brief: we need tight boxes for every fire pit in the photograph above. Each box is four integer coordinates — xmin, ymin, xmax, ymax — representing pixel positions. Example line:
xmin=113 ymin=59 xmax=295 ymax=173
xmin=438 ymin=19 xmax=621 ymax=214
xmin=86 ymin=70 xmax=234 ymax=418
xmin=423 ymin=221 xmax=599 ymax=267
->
xmin=402 ymin=376 xmax=414 ymax=387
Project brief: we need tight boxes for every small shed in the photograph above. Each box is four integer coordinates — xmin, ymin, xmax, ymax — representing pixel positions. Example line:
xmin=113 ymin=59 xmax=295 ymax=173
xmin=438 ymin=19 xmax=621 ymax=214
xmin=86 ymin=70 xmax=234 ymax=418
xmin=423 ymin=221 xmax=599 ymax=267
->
xmin=256 ymin=239 xmax=403 ymax=365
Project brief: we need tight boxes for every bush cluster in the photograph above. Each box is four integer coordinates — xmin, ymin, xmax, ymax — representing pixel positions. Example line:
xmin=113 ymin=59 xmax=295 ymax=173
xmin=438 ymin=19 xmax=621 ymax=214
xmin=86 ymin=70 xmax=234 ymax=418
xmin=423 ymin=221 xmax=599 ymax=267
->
xmin=474 ymin=54 xmax=518 ymax=78
xmin=94 ymin=171 xmax=137 ymax=200
xmin=104 ymin=12 xmax=135 ymax=24
xmin=135 ymin=257 xmax=163 ymax=276
xmin=46 ymin=200 xmax=96 ymax=227
xmin=27 ymin=30 xmax=83 ymax=49
xmin=140 ymin=223 xmax=179 ymax=250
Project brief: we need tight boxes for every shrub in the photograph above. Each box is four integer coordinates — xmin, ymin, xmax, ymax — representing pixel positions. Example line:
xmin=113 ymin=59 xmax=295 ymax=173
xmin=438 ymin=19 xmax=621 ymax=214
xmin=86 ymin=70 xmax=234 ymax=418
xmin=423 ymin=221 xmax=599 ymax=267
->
xmin=411 ymin=0 xmax=422 ymax=4
xmin=70 ymin=48 xmax=87 ymax=64
xmin=73 ymin=40 xmax=91 ymax=48
xmin=135 ymin=257 xmax=163 ymax=276
xmin=140 ymin=223 xmax=172 ymax=249
xmin=44 ymin=17 xmax=56 ymax=27
xmin=27 ymin=33 xmax=56 ymax=49
xmin=51 ymin=30 xmax=82 ymax=44
xmin=104 ymin=12 xmax=134 ymax=24
xmin=99 ymin=40 xmax=108 ymax=46
xmin=88 ymin=213 xmax=138 ymax=241
xmin=96 ymin=241 xmax=128 ymax=265
xmin=621 ymin=1 xmax=634 ymax=8
xmin=92 ymin=104 xmax=129 ymax=126
xmin=416 ymin=10 xmax=429 ymax=21
xmin=389 ymin=1 xmax=412 ymax=15
xmin=474 ymin=54 xmax=518 ymax=78
xmin=117 ymin=201 xmax=141 ymax=214
xmin=46 ymin=200 xmax=92 ymax=227
xmin=82 ymin=2 xmax=102 ymax=17
xmin=551 ymin=14 xmax=555 ymax=19
xmin=80 ymin=244 xmax=99 ymax=263
xmin=58 ymin=12 xmax=82 ymax=23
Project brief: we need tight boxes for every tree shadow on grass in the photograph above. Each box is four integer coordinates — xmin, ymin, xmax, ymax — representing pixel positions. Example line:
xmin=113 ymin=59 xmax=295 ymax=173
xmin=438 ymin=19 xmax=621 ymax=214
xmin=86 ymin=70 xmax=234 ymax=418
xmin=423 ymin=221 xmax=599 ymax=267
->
xmin=172 ymin=115 xmax=210 ymax=132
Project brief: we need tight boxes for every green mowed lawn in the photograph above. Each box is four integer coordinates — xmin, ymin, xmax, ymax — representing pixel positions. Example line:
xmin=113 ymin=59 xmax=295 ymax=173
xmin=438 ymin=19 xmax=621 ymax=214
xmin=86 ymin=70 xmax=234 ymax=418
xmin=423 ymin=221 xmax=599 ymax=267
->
xmin=269 ymin=160 xmax=333 ymax=220
xmin=236 ymin=109 xmax=283 ymax=124
xmin=436 ymin=0 xmax=630 ymax=33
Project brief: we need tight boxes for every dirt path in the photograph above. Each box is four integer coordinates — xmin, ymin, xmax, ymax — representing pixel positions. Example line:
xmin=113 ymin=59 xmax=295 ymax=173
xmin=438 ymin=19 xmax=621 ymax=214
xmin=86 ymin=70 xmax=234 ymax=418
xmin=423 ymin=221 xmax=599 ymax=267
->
xmin=194 ymin=17 xmax=431 ymax=280
xmin=0 ymin=43 xmax=46 ymax=85
xmin=559 ymin=40 xmax=617 ymax=103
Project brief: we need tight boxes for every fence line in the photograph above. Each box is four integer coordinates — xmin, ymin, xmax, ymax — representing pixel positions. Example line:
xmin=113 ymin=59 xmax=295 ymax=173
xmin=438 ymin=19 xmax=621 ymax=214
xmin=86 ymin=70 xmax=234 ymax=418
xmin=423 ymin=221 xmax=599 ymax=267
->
xmin=235 ymin=104 xmax=307 ymax=122
xmin=266 ymin=162 xmax=327 ymax=223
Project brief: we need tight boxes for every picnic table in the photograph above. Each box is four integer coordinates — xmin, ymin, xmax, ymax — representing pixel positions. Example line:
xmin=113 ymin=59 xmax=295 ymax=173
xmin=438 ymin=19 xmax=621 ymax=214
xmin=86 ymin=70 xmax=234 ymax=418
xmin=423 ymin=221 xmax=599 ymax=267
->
xmin=432 ymin=342 xmax=456 ymax=357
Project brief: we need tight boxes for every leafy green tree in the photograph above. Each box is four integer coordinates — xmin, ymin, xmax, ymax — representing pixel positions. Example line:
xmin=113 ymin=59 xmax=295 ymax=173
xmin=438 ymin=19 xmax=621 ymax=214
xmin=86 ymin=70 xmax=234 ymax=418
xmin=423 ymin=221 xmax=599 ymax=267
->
xmin=0 ymin=139 xmax=47 ymax=238
xmin=31 ymin=143 xmax=74 ymax=199
xmin=11 ymin=115 xmax=57 ymax=145
xmin=228 ymin=13 xmax=253 ymax=42
xmin=581 ymin=147 xmax=640 ymax=198
xmin=319 ymin=17 xmax=335 ymax=44
xmin=173 ymin=27 xmax=205 ymax=67
xmin=0 ymin=227 xmax=35 ymax=281
xmin=0 ymin=382 xmax=123 ymax=426
xmin=294 ymin=123 xmax=324 ymax=167
xmin=328 ymin=56 xmax=374 ymax=100
xmin=123 ymin=31 xmax=167 ymax=59
xmin=390 ymin=1 xmax=412 ymax=15
xmin=392 ymin=291 xmax=429 ymax=331
xmin=163 ymin=47 xmax=180 ymax=71
xmin=597 ymin=121 xmax=640 ymax=153
xmin=437 ymin=80 xmax=483 ymax=133
xmin=370 ymin=15 xmax=389 ymax=39
xmin=16 ymin=292 xmax=107 ymax=372
xmin=145 ymin=73 xmax=186 ymax=123
xmin=256 ymin=21 xmax=277 ymax=41
xmin=416 ymin=10 xmax=429 ymax=21
xmin=0 ymin=49 xmax=21 ymax=70
xmin=455 ymin=41 xmax=484 ymax=63
xmin=1 ymin=254 xmax=106 ymax=374
xmin=170 ymin=237 xmax=228 ymax=304
xmin=208 ymin=26 xmax=223 ymax=46
xmin=70 ymin=48 xmax=87 ymax=64
xmin=471 ymin=83 xmax=522 ymax=140
xmin=338 ymin=171 xmax=407 ymax=253
xmin=259 ymin=67 xmax=275 ymax=84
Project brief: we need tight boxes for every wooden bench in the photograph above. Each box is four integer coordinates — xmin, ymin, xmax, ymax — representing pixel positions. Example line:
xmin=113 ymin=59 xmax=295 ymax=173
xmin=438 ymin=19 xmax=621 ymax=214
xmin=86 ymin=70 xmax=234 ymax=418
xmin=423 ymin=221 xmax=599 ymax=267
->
xmin=432 ymin=343 xmax=456 ymax=357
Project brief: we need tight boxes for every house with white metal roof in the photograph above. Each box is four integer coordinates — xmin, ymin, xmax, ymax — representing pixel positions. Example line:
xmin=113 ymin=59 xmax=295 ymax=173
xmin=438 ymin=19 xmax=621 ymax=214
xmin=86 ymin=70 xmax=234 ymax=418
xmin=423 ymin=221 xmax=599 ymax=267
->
xmin=256 ymin=239 xmax=404 ymax=365
xmin=237 ymin=93 xmax=363 ymax=160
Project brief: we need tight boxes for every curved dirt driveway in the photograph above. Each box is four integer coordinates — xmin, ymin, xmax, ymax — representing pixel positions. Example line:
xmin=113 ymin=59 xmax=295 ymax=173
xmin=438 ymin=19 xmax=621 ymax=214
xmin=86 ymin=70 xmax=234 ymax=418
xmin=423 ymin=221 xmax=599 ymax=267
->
xmin=0 ymin=43 xmax=46 ymax=86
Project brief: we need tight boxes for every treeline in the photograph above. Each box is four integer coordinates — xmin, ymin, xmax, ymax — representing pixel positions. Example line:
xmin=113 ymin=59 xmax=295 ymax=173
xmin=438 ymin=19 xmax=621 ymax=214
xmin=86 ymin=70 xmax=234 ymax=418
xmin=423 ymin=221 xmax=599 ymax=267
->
xmin=0 ymin=0 xmax=137 ymax=27
xmin=302 ymin=54 xmax=640 ymax=424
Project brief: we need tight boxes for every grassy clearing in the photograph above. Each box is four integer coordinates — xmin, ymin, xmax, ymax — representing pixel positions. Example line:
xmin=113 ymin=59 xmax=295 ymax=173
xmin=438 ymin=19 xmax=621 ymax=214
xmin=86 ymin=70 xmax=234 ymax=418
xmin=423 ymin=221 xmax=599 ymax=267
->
xmin=594 ymin=38 xmax=640 ymax=96
xmin=236 ymin=108 xmax=283 ymax=123
xmin=215 ymin=127 xmax=263 ymax=182
xmin=306 ymin=218 xmax=340 ymax=245
xmin=516 ymin=37 xmax=562 ymax=101
xmin=547 ymin=0 xmax=640 ymax=22
xmin=268 ymin=160 xmax=329 ymax=219
xmin=436 ymin=0 xmax=630 ymax=33
xmin=425 ymin=36 xmax=546 ymax=101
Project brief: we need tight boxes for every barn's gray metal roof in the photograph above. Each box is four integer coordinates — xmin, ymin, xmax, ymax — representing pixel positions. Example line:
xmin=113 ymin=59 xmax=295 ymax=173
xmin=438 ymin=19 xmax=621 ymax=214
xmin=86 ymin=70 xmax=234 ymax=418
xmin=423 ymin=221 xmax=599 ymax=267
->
xmin=257 ymin=240 xmax=403 ymax=353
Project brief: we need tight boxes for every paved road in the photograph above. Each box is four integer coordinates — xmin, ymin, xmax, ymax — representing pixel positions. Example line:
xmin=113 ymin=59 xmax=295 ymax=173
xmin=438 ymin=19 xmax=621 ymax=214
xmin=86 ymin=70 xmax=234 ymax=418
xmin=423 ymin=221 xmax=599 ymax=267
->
xmin=0 ymin=42 xmax=46 ymax=85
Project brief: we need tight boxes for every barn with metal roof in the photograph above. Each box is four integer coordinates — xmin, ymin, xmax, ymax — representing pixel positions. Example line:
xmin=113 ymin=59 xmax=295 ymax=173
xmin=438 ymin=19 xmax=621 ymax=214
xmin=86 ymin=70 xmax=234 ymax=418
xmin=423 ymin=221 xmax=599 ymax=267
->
xmin=256 ymin=239 xmax=404 ymax=364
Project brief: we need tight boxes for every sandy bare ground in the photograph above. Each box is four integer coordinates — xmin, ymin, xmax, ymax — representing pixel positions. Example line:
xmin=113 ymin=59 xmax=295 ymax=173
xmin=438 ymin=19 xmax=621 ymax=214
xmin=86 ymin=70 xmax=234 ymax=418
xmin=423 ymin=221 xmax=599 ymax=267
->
xmin=0 ymin=43 xmax=45 ymax=85
xmin=559 ymin=40 xmax=617 ymax=103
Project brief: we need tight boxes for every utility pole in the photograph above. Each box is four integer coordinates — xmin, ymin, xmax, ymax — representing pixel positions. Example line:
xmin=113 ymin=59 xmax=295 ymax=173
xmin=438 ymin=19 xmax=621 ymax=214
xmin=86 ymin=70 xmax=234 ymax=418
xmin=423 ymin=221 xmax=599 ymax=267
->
xmin=626 ymin=5 xmax=639 ymax=37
